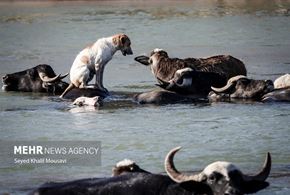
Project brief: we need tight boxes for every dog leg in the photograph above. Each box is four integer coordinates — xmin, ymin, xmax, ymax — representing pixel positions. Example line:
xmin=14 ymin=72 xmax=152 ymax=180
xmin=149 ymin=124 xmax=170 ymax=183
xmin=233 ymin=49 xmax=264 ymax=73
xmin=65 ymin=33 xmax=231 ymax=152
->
xmin=77 ymin=70 xmax=95 ymax=89
xmin=94 ymin=63 xmax=108 ymax=92
xmin=99 ymin=66 xmax=105 ymax=89
xmin=59 ymin=83 xmax=75 ymax=98
xmin=94 ymin=63 xmax=102 ymax=88
xmin=99 ymin=67 xmax=108 ymax=92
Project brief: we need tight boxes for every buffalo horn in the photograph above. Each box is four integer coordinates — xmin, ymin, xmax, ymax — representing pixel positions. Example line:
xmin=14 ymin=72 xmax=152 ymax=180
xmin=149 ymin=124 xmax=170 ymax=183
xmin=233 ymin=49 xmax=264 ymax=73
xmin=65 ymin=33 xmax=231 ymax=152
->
xmin=211 ymin=75 xmax=248 ymax=93
xmin=243 ymin=152 xmax=271 ymax=182
xmin=59 ymin=72 xmax=69 ymax=80
xmin=39 ymin=72 xmax=67 ymax=83
xmin=165 ymin=147 xmax=199 ymax=183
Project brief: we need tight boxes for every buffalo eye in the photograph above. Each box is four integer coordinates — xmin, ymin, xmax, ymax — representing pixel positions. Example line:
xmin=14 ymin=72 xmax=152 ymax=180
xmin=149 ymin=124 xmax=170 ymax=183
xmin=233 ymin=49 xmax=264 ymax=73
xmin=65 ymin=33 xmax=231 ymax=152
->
xmin=208 ymin=172 xmax=223 ymax=184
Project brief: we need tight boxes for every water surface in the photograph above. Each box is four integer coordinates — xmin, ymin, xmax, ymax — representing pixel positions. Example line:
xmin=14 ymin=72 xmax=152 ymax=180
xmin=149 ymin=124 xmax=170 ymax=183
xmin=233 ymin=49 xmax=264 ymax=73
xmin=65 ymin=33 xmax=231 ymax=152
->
xmin=0 ymin=1 xmax=290 ymax=194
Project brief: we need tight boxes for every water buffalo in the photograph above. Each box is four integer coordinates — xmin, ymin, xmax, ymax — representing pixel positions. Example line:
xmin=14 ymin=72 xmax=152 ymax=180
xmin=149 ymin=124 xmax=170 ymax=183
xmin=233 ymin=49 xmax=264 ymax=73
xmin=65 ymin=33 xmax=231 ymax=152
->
xmin=31 ymin=147 xmax=271 ymax=195
xmin=135 ymin=49 xmax=246 ymax=94
xmin=156 ymin=67 xmax=227 ymax=95
xmin=208 ymin=75 xmax=274 ymax=101
xmin=134 ymin=89 xmax=206 ymax=104
xmin=2 ymin=64 xmax=68 ymax=95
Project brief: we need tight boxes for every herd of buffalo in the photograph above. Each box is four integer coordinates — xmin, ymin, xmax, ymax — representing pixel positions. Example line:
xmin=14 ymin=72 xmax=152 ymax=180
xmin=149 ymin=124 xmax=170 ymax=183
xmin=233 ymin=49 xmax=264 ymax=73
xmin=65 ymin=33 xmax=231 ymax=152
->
xmin=2 ymin=49 xmax=290 ymax=105
xmin=2 ymin=49 xmax=289 ymax=194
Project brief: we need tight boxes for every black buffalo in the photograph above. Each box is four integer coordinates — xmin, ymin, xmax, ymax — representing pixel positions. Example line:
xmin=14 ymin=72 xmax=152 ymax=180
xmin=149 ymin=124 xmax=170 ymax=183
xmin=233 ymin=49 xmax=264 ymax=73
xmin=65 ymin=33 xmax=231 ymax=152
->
xmin=2 ymin=64 xmax=68 ymax=95
xmin=31 ymin=147 xmax=271 ymax=195
xmin=209 ymin=75 xmax=274 ymax=101
xmin=156 ymin=67 xmax=227 ymax=95
xmin=134 ymin=89 xmax=206 ymax=104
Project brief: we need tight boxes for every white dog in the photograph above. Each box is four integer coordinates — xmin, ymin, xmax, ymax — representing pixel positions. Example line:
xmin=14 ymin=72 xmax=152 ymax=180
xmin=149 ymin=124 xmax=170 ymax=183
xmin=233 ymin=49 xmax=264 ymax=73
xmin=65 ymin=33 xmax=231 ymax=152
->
xmin=60 ymin=34 xmax=133 ymax=98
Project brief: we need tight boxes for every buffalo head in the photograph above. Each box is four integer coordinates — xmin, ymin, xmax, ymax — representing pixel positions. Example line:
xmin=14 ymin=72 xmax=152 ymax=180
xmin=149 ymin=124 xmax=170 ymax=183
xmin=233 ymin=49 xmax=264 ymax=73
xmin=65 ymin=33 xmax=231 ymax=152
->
xmin=112 ymin=159 xmax=150 ymax=176
xmin=134 ymin=48 xmax=168 ymax=66
xmin=209 ymin=75 xmax=274 ymax=101
xmin=2 ymin=64 xmax=68 ymax=94
xmin=156 ymin=67 xmax=227 ymax=95
xmin=165 ymin=147 xmax=271 ymax=195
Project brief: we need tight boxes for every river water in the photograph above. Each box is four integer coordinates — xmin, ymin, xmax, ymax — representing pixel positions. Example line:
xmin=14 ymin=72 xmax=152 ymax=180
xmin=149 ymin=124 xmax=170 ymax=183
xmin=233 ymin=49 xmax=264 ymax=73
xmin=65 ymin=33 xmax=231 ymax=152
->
xmin=0 ymin=1 xmax=290 ymax=194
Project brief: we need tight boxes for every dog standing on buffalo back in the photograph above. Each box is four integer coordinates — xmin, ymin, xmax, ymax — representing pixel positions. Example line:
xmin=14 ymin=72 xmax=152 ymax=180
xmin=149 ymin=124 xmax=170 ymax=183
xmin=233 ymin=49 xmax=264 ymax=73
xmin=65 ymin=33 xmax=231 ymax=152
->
xmin=60 ymin=34 xmax=133 ymax=98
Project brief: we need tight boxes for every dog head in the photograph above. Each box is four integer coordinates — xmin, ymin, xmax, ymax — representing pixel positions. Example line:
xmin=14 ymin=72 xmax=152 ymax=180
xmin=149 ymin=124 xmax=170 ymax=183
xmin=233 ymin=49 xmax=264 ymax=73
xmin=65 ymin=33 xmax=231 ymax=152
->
xmin=112 ymin=34 xmax=133 ymax=56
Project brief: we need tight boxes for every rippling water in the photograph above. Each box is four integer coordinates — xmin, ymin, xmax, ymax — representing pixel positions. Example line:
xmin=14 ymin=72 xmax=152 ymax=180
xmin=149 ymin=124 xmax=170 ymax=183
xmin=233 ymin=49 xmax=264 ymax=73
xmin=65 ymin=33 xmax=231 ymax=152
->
xmin=0 ymin=1 xmax=290 ymax=194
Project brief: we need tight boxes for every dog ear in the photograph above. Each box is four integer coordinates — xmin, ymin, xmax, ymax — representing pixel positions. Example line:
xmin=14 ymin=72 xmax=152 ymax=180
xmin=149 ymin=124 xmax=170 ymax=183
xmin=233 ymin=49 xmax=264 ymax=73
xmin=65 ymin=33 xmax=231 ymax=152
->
xmin=120 ymin=35 xmax=126 ymax=45
xmin=112 ymin=34 xmax=126 ymax=46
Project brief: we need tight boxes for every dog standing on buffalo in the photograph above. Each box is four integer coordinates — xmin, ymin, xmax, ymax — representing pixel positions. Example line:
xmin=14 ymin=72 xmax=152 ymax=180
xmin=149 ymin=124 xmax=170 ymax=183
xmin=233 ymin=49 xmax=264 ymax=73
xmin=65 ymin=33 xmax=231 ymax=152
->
xmin=60 ymin=34 xmax=133 ymax=98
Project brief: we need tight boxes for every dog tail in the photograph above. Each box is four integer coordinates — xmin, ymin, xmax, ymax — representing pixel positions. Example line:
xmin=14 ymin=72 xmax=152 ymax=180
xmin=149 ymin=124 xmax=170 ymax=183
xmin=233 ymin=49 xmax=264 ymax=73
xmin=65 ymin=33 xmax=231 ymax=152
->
xmin=59 ymin=83 xmax=75 ymax=98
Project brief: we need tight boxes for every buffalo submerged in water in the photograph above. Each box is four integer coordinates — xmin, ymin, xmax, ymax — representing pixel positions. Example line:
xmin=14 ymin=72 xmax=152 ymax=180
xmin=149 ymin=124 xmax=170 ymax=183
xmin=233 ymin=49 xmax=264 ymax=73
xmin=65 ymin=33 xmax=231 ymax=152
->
xmin=2 ymin=64 xmax=68 ymax=94
xmin=2 ymin=64 xmax=290 ymax=105
xmin=134 ymin=49 xmax=290 ymax=104
xmin=135 ymin=48 xmax=246 ymax=95
xmin=31 ymin=147 xmax=271 ymax=195
xmin=209 ymin=75 xmax=290 ymax=102
xmin=133 ymin=48 xmax=247 ymax=104
xmin=208 ymin=75 xmax=274 ymax=101
xmin=1 ymin=64 xmax=110 ymax=100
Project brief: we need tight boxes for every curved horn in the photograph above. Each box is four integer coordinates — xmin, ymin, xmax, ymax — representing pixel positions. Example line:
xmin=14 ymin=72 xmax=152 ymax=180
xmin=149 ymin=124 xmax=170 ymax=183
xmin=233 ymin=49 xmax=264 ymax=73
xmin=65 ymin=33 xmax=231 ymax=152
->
xmin=165 ymin=147 xmax=199 ymax=183
xmin=211 ymin=75 xmax=247 ymax=93
xmin=38 ymin=72 xmax=60 ymax=82
xmin=59 ymin=72 xmax=69 ymax=80
xmin=243 ymin=152 xmax=271 ymax=182
xmin=38 ymin=72 xmax=68 ymax=83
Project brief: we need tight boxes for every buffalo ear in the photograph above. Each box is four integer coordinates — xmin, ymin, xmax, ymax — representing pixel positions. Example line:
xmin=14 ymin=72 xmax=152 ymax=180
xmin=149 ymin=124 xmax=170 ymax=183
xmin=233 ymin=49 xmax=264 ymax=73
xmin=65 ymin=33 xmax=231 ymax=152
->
xmin=179 ymin=181 xmax=213 ymax=195
xmin=134 ymin=55 xmax=150 ymax=66
xmin=242 ymin=180 xmax=269 ymax=194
